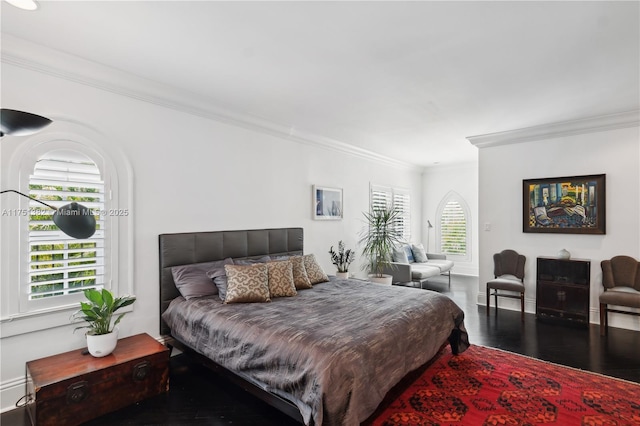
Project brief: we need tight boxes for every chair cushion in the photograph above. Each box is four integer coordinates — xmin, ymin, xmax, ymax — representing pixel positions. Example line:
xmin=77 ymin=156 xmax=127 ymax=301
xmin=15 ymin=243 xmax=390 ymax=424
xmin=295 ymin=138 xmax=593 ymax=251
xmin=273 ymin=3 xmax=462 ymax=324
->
xmin=410 ymin=264 xmax=442 ymax=280
xmin=487 ymin=276 xmax=525 ymax=292
xmin=600 ymin=287 xmax=640 ymax=308
xmin=424 ymin=259 xmax=454 ymax=273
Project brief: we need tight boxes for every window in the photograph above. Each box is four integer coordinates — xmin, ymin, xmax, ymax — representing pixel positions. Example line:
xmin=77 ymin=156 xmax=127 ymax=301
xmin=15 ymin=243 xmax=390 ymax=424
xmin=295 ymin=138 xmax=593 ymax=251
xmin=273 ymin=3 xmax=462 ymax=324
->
xmin=370 ymin=184 xmax=411 ymax=242
xmin=1 ymin=122 xmax=133 ymax=337
xmin=436 ymin=191 xmax=470 ymax=260
xmin=27 ymin=150 xmax=104 ymax=306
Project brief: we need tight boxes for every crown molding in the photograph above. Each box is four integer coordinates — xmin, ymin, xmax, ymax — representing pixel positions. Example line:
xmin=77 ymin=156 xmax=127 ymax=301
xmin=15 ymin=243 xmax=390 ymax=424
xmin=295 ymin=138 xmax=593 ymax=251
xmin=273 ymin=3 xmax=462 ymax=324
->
xmin=1 ymin=35 xmax=420 ymax=171
xmin=467 ymin=110 xmax=640 ymax=148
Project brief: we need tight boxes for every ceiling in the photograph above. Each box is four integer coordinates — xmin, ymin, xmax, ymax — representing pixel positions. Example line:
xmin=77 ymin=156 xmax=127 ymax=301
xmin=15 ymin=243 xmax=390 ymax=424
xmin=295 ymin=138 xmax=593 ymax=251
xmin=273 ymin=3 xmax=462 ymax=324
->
xmin=2 ymin=1 xmax=639 ymax=167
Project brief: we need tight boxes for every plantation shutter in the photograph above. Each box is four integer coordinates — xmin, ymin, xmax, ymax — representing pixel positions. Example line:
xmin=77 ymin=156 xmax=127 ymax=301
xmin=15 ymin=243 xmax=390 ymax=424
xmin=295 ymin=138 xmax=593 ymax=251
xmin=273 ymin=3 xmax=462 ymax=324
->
xmin=370 ymin=185 xmax=392 ymax=212
xmin=440 ymin=200 xmax=466 ymax=255
xmin=370 ymin=184 xmax=411 ymax=242
xmin=25 ymin=151 xmax=105 ymax=309
xmin=393 ymin=190 xmax=411 ymax=242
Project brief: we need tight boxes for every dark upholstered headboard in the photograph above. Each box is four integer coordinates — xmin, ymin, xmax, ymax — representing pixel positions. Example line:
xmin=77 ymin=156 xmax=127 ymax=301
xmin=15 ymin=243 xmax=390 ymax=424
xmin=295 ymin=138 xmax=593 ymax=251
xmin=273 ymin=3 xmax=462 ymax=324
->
xmin=159 ymin=228 xmax=304 ymax=335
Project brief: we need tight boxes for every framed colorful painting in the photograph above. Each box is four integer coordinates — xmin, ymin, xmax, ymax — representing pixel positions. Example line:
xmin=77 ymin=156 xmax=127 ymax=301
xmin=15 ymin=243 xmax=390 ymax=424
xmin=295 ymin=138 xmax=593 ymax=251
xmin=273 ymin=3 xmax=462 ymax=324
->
xmin=523 ymin=174 xmax=605 ymax=234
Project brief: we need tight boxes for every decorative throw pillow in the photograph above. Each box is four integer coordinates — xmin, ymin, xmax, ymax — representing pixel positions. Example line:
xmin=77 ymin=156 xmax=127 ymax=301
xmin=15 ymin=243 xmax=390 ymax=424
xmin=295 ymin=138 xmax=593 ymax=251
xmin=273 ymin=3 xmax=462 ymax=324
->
xmin=289 ymin=256 xmax=312 ymax=289
xmin=206 ymin=258 xmax=234 ymax=301
xmin=411 ymin=243 xmax=429 ymax=263
xmin=404 ymin=244 xmax=415 ymax=263
xmin=172 ymin=260 xmax=226 ymax=299
xmin=223 ymin=263 xmax=271 ymax=304
xmin=266 ymin=260 xmax=297 ymax=297
xmin=303 ymin=254 xmax=329 ymax=284
xmin=392 ymin=245 xmax=409 ymax=263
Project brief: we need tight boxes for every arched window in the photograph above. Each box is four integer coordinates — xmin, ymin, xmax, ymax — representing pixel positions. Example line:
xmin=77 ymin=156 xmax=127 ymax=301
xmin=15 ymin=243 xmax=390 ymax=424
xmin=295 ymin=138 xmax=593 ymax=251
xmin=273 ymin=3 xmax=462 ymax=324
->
xmin=27 ymin=150 xmax=105 ymax=304
xmin=436 ymin=192 xmax=471 ymax=261
xmin=1 ymin=122 xmax=133 ymax=337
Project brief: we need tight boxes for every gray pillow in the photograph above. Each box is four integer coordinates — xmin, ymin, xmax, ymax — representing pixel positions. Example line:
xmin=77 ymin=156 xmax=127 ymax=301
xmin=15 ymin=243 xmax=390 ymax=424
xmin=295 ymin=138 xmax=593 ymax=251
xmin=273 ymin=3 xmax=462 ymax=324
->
xmin=411 ymin=243 xmax=428 ymax=263
xmin=206 ymin=258 xmax=234 ymax=301
xmin=172 ymin=260 xmax=225 ymax=299
xmin=234 ymin=255 xmax=271 ymax=265
xmin=270 ymin=255 xmax=290 ymax=261
xmin=392 ymin=245 xmax=409 ymax=263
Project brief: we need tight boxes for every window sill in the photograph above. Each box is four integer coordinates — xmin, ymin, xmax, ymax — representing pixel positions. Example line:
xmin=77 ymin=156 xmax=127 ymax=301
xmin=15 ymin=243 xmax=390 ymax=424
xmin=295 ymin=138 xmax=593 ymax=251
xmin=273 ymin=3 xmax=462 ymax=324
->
xmin=0 ymin=304 xmax=133 ymax=338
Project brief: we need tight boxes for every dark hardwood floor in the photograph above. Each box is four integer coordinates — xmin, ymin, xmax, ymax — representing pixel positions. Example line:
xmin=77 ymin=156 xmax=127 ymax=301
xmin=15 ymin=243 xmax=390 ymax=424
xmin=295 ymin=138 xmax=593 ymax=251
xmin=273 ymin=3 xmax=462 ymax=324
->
xmin=4 ymin=275 xmax=639 ymax=425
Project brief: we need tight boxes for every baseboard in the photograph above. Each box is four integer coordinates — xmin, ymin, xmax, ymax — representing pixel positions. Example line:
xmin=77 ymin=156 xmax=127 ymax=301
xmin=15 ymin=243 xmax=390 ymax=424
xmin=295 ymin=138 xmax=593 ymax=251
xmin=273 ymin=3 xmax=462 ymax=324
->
xmin=0 ymin=376 xmax=25 ymax=414
xmin=477 ymin=292 xmax=640 ymax=333
xmin=477 ymin=291 xmax=536 ymax=315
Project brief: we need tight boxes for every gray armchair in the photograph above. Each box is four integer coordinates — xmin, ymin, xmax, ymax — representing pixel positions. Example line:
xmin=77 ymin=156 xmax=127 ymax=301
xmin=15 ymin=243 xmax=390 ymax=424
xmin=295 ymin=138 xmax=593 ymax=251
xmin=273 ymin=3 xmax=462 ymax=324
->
xmin=600 ymin=255 xmax=640 ymax=335
xmin=486 ymin=249 xmax=526 ymax=322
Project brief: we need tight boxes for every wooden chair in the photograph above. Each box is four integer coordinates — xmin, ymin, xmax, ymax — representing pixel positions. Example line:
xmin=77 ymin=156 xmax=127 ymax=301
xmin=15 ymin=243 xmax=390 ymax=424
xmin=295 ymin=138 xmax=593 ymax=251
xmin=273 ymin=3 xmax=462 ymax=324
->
xmin=600 ymin=255 xmax=640 ymax=335
xmin=486 ymin=249 xmax=526 ymax=322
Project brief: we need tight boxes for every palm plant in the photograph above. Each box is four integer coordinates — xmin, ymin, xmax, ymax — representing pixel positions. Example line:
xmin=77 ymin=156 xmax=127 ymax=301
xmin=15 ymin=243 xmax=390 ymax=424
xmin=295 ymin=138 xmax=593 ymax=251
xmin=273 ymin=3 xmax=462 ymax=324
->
xmin=73 ymin=288 xmax=136 ymax=335
xmin=359 ymin=206 xmax=402 ymax=278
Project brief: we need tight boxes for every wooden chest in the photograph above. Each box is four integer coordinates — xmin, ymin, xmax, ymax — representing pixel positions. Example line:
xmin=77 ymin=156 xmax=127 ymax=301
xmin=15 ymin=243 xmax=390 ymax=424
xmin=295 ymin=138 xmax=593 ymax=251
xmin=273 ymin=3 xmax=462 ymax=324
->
xmin=26 ymin=333 xmax=169 ymax=426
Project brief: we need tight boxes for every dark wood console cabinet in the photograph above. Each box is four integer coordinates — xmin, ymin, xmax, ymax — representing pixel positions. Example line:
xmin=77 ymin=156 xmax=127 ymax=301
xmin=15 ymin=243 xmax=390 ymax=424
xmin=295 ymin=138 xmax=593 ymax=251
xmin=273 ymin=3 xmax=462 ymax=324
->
xmin=536 ymin=257 xmax=591 ymax=325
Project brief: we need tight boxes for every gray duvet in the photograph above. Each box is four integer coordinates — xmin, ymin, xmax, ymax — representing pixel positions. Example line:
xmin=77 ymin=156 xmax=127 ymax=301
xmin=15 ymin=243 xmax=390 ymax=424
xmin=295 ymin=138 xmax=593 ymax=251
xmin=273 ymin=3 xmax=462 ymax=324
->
xmin=162 ymin=278 xmax=468 ymax=426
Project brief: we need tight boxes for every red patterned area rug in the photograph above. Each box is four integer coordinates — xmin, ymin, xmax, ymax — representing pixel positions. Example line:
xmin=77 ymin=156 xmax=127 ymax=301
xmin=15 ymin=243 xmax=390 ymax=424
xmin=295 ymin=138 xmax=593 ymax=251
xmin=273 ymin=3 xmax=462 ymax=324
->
xmin=368 ymin=345 xmax=640 ymax=426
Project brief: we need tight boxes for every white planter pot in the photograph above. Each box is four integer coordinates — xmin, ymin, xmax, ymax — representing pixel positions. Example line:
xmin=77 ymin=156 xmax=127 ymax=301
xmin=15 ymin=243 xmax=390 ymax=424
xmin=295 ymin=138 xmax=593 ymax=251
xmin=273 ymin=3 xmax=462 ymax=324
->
xmin=86 ymin=329 xmax=118 ymax=357
xmin=368 ymin=274 xmax=393 ymax=285
xmin=335 ymin=271 xmax=350 ymax=280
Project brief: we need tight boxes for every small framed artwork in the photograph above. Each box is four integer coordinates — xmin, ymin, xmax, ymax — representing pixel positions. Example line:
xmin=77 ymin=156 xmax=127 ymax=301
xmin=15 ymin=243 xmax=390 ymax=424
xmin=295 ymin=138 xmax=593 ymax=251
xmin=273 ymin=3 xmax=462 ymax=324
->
xmin=523 ymin=174 xmax=605 ymax=234
xmin=313 ymin=185 xmax=343 ymax=220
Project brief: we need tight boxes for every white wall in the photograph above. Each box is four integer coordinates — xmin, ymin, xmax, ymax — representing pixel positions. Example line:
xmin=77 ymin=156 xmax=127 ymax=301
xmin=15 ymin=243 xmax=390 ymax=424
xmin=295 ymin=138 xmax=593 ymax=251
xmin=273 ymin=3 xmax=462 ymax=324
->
xmin=0 ymin=60 xmax=422 ymax=411
xmin=422 ymin=162 xmax=479 ymax=276
xmin=477 ymin=125 xmax=640 ymax=331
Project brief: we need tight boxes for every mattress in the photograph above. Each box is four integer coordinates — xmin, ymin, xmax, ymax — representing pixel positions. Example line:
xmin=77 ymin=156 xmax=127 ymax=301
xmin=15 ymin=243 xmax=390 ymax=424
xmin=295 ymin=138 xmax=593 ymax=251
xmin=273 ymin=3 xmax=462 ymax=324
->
xmin=162 ymin=277 xmax=468 ymax=425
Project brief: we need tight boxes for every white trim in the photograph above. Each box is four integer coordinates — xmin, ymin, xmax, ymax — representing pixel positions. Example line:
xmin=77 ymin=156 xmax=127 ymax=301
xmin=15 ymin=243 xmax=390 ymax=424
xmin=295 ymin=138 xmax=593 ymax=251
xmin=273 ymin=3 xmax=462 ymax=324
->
xmin=2 ymin=34 xmax=419 ymax=172
xmin=467 ymin=110 xmax=640 ymax=148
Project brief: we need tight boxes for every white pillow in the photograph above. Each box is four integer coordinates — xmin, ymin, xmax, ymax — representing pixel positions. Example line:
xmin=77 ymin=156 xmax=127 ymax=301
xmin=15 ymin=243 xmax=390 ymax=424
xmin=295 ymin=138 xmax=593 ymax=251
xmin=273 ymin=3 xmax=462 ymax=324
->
xmin=392 ymin=245 xmax=409 ymax=263
xmin=411 ymin=243 xmax=429 ymax=263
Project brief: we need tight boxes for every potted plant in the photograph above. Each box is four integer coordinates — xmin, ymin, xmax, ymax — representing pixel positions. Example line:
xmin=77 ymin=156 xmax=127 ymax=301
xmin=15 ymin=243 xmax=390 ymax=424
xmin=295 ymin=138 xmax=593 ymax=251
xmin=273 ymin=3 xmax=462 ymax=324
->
xmin=72 ymin=288 xmax=136 ymax=357
xmin=329 ymin=240 xmax=355 ymax=279
xmin=359 ymin=206 xmax=402 ymax=285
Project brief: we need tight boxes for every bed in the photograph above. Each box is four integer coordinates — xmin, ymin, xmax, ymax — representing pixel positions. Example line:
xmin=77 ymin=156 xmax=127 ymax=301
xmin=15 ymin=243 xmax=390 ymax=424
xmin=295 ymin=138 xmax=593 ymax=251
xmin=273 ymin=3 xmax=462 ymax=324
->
xmin=159 ymin=228 xmax=469 ymax=426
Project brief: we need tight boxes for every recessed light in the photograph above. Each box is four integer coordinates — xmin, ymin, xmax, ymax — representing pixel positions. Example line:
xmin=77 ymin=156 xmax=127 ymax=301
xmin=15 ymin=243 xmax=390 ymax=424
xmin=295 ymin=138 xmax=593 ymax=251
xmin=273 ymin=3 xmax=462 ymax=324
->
xmin=4 ymin=0 xmax=39 ymax=11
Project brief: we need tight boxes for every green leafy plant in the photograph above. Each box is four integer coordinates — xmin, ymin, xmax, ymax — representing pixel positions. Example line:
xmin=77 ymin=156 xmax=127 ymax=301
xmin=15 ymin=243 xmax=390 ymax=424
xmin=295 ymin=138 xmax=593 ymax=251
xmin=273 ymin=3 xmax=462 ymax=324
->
xmin=359 ymin=206 xmax=402 ymax=277
xmin=329 ymin=241 xmax=355 ymax=273
xmin=73 ymin=288 xmax=136 ymax=335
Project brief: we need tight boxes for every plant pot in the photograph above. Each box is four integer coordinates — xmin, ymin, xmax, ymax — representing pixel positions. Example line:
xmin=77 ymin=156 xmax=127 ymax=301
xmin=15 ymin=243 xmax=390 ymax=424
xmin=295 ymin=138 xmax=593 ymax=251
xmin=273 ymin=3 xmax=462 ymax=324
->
xmin=335 ymin=271 xmax=349 ymax=280
xmin=368 ymin=274 xmax=393 ymax=285
xmin=86 ymin=328 xmax=118 ymax=357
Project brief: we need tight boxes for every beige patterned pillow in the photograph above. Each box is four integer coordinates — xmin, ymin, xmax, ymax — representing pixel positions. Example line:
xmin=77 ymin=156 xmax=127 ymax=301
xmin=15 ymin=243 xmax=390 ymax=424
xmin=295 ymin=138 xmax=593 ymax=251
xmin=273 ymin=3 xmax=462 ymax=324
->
xmin=223 ymin=263 xmax=271 ymax=304
xmin=290 ymin=256 xmax=312 ymax=289
xmin=303 ymin=253 xmax=329 ymax=284
xmin=266 ymin=261 xmax=297 ymax=297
